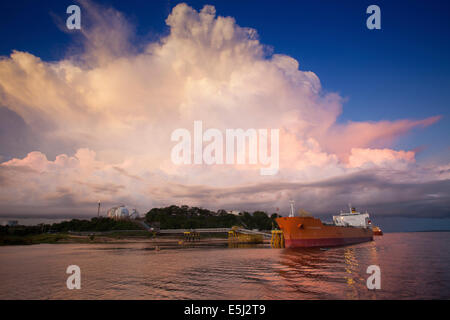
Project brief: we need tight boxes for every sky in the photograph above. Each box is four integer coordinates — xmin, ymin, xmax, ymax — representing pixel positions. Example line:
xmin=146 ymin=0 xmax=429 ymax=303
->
xmin=0 ymin=0 xmax=449 ymax=229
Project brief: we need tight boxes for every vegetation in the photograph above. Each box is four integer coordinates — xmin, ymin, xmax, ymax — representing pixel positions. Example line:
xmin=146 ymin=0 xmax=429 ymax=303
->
xmin=48 ymin=217 xmax=141 ymax=232
xmin=0 ymin=217 xmax=141 ymax=236
xmin=0 ymin=205 xmax=282 ymax=246
xmin=0 ymin=217 xmax=142 ymax=244
xmin=0 ymin=233 xmax=70 ymax=246
xmin=145 ymin=205 xmax=280 ymax=230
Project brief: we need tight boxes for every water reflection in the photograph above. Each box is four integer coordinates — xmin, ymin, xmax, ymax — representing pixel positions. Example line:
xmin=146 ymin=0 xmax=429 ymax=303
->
xmin=344 ymin=248 xmax=358 ymax=299
xmin=0 ymin=233 xmax=449 ymax=299
xmin=277 ymin=241 xmax=385 ymax=299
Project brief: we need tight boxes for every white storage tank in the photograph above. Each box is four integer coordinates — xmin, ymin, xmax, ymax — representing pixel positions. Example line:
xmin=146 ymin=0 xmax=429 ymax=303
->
xmin=107 ymin=205 xmax=129 ymax=219
xmin=129 ymin=209 xmax=140 ymax=219
xmin=106 ymin=205 xmax=139 ymax=220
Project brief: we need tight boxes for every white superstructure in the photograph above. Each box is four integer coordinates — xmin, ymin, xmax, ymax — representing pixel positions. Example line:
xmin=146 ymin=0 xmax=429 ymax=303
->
xmin=333 ymin=204 xmax=371 ymax=228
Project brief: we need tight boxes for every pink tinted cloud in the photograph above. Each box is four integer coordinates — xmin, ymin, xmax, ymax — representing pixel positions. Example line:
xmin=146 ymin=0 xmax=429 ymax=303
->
xmin=317 ymin=116 xmax=441 ymax=161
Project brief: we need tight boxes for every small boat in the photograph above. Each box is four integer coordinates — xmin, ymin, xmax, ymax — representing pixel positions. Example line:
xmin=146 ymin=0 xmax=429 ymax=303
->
xmin=372 ymin=226 xmax=383 ymax=236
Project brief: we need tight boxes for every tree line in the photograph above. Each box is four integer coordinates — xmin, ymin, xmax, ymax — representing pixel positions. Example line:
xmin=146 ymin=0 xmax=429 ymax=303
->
xmin=0 ymin=217 xmax=141 ymax=236
xmin=145 ymin=205 xmax=280 ymax=230
xmin=0 ymin=205 xmax=282 ymax=236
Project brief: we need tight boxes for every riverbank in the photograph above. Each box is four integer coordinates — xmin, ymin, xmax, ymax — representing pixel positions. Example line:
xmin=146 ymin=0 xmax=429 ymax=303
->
xmin=0 ymin=231 xmax=261 ymax=247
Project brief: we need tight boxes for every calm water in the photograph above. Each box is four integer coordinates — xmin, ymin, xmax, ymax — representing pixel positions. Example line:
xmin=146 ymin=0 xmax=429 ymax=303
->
xmin=0 ymin=232 xmax=449 ymax=299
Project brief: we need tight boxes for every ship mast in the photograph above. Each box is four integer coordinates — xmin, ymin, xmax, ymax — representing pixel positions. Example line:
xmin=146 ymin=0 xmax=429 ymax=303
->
xmin=289 ymin=200 xmax=295 ymax=217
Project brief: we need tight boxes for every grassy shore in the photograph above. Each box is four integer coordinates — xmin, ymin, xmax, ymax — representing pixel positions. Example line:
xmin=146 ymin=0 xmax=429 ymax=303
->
xmin=0 ymin=231 xmax=234 ymax=246
xmin=0 ymin=233 xmax=72 ymax=246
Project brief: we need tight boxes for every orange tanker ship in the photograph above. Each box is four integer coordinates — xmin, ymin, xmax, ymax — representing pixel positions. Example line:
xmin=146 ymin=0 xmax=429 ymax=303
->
xmin=276 ymin=203 xmax=375 ymax=248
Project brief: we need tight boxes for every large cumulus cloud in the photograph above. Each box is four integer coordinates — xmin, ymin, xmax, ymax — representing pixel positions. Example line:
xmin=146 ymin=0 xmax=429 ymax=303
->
xmin=0 ymin=2 xmax=447 ymax=218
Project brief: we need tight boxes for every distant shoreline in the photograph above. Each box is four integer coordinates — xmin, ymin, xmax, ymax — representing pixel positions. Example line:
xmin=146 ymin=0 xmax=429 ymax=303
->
xmin=0 ymin=232 xmax=240 ymax=247
xmin=1 ymin=229 xmax=449 ymax=247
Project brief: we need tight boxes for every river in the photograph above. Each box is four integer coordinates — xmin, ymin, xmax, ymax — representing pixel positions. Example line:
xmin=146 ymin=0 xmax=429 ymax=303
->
xmin=0 ymin=232 xmax=449 ymax=299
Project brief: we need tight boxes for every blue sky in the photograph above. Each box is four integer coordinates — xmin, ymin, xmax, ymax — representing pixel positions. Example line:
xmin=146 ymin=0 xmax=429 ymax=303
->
xmin=1 ymin=0 xmax=449 ymax=163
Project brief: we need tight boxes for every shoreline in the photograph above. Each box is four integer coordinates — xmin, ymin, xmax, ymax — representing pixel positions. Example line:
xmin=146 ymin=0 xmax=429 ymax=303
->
xmin=0 ymin=233 xmax=267 ymax=247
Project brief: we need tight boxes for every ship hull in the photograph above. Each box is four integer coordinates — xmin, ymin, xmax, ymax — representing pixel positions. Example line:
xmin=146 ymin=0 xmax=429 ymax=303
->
xmin=276 ymin=216 xmax=373 ymax=248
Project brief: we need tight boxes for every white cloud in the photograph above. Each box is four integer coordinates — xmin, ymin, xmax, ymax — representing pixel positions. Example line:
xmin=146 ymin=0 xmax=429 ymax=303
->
xmin=0 ymin=3 xmax=446 ymax=217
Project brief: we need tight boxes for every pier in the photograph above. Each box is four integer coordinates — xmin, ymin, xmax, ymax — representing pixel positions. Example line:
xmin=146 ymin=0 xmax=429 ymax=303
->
xmin=135 ymin=220 xmax=285 ymax=246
